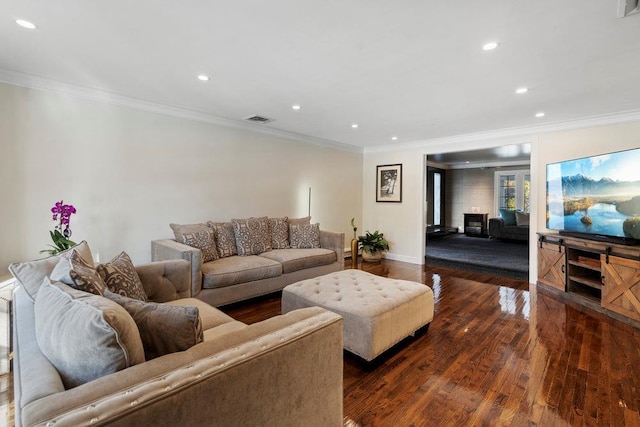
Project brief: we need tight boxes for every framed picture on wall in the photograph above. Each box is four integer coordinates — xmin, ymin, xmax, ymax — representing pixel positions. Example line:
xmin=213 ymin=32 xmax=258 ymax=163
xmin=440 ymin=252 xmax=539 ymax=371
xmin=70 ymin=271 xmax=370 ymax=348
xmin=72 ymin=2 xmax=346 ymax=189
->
xmin=376 ymin=164 xmax=402 ymax=203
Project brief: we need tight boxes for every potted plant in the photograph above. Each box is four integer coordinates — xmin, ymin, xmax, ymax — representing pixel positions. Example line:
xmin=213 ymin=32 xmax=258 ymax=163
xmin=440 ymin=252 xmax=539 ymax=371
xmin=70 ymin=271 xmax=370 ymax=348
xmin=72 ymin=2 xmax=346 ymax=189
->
xmin=357 ymin=230 xmax=389 ymax=263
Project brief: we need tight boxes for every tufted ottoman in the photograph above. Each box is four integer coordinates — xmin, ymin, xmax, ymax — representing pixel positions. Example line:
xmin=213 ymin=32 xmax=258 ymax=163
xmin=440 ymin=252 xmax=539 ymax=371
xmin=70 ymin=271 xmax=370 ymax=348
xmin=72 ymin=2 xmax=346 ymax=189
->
xmin=282 ymin=269 xmax=434 ymax=361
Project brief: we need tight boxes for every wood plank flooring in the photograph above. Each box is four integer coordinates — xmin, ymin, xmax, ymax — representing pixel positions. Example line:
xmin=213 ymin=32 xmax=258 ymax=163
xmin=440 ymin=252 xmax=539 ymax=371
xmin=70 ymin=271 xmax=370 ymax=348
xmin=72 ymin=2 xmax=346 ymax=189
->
xmin=223 ymin=259 xmax=640 ymax=426
xmin=3 ymin=259 xmax=640 ymax=426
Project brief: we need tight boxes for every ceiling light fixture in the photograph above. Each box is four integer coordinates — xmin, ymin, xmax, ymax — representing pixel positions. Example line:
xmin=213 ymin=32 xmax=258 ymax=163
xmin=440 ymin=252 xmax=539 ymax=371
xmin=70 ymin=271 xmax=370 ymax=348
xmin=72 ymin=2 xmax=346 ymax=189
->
xmin=351 ymin=124 xmax=359 ymax=129
xmin=515 ymin=87 xmax=529 ymax=94
xmin=16 ymin=19 xmax=36 ymax=29
xmin=391 ymin=136 xmax=398 ymax=141
xmin=197 ymin=75 xmax=210 ymax=81
xmin=292 ymin=105 xmax=301 ymax=110
xmin=482 ymin=41 xmax=499 ymax=51
xmin=535 ymin=112 xmax=545 ymax=118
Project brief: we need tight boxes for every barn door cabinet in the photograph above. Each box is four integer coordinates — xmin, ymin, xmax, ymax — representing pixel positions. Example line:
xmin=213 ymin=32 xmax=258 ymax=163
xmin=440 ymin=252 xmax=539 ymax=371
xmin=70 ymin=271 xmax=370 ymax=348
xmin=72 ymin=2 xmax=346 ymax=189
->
xmin=537 ymin=233 xmax=640 ymax=327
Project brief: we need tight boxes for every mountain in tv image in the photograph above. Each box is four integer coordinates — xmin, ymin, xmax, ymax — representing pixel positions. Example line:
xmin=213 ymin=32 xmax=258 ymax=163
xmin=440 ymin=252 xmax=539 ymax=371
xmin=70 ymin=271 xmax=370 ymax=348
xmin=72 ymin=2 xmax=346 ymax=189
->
xmin=547 ymin=174 xmax=640 ymax=239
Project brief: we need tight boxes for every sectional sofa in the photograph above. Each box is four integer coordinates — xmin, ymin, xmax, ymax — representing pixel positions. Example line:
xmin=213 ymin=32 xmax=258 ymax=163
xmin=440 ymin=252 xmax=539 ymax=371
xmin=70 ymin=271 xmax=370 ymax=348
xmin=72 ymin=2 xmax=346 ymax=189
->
xmin=10 ymin=242 xmax=344 ymax=426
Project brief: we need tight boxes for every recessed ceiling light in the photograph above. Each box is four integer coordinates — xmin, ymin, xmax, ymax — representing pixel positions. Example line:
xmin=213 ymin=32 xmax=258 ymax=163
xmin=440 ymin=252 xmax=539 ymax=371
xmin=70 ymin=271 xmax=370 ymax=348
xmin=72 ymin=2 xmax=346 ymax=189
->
xmin=515 ymin=87 xmax=529 ymax=94
xmin=391 ymin=136 xmax=398 ymax=141
xmin=351 ymin=124 xmax=358 ymax=129
xmin=292 ymin=105 xmax=301 ymax=110
xmin=16 ymin=19 xmax=36 ymax=29
xmin=482 ymin=41 xmax=499 ymax=51
xmin=535 ymin=112 xmax=545 ymax=118
xmin=197 ymin=75 xmax=210 ymax=81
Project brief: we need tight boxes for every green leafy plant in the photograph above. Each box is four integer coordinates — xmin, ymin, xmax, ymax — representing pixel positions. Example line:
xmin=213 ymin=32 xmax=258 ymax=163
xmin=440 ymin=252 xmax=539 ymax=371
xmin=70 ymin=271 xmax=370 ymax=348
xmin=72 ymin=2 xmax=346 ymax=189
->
xmin=357 ymin=230 xmax=389 ymax=254
xmin=40 ymin=200 xmax=77 ymax=256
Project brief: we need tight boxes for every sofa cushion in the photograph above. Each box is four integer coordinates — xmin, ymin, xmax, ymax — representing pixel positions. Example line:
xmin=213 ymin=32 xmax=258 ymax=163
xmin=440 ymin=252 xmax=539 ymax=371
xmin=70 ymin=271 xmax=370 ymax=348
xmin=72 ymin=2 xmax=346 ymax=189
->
xmin=207 ymin=221 xmax=238 ymax=258
xmin=232 ymin=216 xmax=272 ymax=256
xmin=259 ymin=248 xmax=337 ymax=273
xmin=50 ymin=249 xmax=107 ymax=296
xmin=104 ymin=291 xmax=204 ymax=360
xmin=499 ymin=209 xmax=517 ymax=226
xmin=35 ymin=278 xmax=145 ymax=389
xmin=201 ymin=256 xmax=282 ymax=289
xmin=269 ymin=216 xmax=290 ymax=249
xmin=170 ymin=222 xmax=209 ymax=242
xmin=97 ymin=252 xmax=148 ymax=302
xmin=289 ymin=223 xmax=321 ymax=249
xmin=182 ymin=228 xmax=219 ymax=262
xmin=516 ymin=211 xmax=530 ymax=226
xmin=9 ymin=240 xmax=94 ymax=301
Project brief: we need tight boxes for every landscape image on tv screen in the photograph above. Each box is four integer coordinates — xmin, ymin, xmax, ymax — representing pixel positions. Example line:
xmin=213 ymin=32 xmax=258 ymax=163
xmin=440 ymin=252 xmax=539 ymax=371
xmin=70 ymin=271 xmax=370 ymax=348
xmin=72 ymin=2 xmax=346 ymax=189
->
xmin=547 ymin=148 xmax=640 ymax=240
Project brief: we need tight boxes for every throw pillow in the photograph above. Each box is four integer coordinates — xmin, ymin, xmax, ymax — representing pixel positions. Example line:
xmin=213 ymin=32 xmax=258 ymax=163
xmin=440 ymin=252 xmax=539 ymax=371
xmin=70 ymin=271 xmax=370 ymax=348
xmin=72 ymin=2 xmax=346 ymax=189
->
xmin=50 ymin=249 xmax=107 ymax=296
xmin=104 ymin=291 xmax=204 ymax=360
xmin=206 ymin=221 xmax=238 ymax=258
xmin=96 ymin=252 xmax=148 ymax=302
xmin=35 ymin=278 xmax=145 ymax=389
xmin=289 ymin=223 xmax=321 ymax=249
xmin=516 ymin=211 xmax=530 ymax=226
xmin=269 ymin=216 xmax=290 ymax=249
xmin=288 ymin=216 xmax=311 ymax=226
xmin=8 ymin=240 xmax=94 ymax=301
xmin=232 ymin=217 xmax=272 ymax=256
xmin=170 ymin=222 xmax=209 ymax=243
xmin=179 ymin=228 xmax=219 ymax=263
xmin=499 ymin=209 xmax=517 ymax=226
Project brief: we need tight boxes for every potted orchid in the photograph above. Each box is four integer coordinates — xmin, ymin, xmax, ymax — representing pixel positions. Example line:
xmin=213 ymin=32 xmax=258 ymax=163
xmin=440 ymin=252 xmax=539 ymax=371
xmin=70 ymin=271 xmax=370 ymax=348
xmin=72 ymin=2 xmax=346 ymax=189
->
xmin=40 ymin=200 xmax=78 ymax=256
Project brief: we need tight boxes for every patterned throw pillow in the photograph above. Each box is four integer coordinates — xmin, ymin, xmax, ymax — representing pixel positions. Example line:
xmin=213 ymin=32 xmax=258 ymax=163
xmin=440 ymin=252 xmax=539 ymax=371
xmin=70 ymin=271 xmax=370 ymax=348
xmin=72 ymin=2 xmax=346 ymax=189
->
xmin=232 ymin=217 xmax=272 ymax=256
xmin=206 ymin=222 xmax=238 ymax=258
xmin=269 ymin=217 xmax=290 ymax=249
xmin=180 ymin=228 xmax=219 ymax=263
xmin=97 ymin=252 xmax=148 ymax=302
xmin=289 ymin=223 xmax=321 ymax=249
xmin=50 ymin=249 xmax=107 ymax=296
xmin=105 ymin=291 xmax=204 ymax=360
xmin=288 ymin=216 xmax=311 ymax=226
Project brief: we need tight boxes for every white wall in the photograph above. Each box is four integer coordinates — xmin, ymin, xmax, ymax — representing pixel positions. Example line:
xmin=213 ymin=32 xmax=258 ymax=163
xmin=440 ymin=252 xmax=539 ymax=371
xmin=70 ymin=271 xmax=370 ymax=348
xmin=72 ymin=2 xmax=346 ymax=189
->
xmin=0 ymin=83 xmax=363 ymax=271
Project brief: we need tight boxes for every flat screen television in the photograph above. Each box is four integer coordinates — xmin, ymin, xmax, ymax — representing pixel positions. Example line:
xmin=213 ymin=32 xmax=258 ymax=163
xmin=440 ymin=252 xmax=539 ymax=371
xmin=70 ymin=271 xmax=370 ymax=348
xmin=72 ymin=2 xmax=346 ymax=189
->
xmin=546 ymin=147 xmax=640 ymax=244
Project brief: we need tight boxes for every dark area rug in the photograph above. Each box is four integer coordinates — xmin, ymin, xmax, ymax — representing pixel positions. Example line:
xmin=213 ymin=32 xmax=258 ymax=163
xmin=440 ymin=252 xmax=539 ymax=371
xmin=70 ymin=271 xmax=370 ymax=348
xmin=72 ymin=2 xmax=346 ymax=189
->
xmin=425 ymin=233 xmax=529 ymax=280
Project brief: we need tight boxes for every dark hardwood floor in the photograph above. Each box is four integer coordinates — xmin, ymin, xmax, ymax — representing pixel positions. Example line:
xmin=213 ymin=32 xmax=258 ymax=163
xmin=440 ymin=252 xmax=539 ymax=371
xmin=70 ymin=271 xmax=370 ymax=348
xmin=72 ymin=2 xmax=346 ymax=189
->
xmin=223 ymin=259 xmax=640 ymax=426
xmin=3 ymin=259 xmax=640 ymax=426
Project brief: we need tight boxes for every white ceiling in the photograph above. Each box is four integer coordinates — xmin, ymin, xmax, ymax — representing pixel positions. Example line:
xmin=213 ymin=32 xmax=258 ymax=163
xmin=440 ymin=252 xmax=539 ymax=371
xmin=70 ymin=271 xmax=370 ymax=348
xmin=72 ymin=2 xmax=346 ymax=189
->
xmin=2 ymin=1 xmax=640 ymax=151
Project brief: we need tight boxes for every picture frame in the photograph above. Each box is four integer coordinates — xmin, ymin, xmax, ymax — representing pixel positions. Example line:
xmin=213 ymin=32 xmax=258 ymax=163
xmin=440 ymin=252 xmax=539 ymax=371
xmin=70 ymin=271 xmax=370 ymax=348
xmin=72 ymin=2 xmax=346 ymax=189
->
xmin=376 ymin=164 xmax=402 ymax=203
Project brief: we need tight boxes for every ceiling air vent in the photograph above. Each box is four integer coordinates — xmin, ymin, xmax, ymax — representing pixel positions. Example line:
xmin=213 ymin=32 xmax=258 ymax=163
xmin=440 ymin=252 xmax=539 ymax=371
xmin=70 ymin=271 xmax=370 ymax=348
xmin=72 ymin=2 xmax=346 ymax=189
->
xmin=243 ymin=114 xmax=275 ymax=124
xmin=618 ymin=0 xmax=639 ymax=17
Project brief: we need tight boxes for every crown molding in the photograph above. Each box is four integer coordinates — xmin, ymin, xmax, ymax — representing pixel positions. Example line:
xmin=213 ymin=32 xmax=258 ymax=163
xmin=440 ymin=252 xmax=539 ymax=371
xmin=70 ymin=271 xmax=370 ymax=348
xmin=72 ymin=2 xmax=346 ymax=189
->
xmin=0 ymin=68 xmax=363 ymax=154
xmin=365 ymin=109 xmax=640 ymax=154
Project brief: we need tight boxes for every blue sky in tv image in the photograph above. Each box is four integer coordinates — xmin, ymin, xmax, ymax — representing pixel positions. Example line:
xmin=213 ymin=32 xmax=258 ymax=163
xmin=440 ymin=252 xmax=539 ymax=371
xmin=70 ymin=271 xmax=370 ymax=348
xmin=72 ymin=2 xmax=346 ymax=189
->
xmin=546 ymin=148 xmax=640 ymax=239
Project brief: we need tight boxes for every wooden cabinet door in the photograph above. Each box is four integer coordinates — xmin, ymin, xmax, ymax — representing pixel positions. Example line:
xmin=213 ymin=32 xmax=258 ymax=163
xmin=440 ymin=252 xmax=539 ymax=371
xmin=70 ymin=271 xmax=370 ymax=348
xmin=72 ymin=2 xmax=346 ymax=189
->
xmin=601 ymin=255 xmax=640 ymax=322
xmin=538 ymin=242 xmax=566 ymax=291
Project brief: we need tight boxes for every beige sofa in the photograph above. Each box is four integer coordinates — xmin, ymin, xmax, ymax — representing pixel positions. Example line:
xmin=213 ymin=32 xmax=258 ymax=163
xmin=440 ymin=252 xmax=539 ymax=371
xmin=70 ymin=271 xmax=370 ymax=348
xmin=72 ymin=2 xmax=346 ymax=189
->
xmin=151 ymin=219 xmax=344 ymax=307
xmin=10 ymin=246 xmax=344 ymax=427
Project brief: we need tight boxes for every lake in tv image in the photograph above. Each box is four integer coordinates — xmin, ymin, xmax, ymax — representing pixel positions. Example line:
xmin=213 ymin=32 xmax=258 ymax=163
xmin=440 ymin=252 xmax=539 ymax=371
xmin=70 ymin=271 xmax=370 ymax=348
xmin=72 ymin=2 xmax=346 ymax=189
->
xmin=546 ymin=149 xmax=640 ymax=239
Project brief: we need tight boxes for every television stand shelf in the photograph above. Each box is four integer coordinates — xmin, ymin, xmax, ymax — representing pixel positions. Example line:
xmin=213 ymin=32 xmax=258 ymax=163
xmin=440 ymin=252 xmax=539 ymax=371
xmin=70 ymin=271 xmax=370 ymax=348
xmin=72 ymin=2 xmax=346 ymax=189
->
xmin=537 ymin=232 xmax=640 ymax=328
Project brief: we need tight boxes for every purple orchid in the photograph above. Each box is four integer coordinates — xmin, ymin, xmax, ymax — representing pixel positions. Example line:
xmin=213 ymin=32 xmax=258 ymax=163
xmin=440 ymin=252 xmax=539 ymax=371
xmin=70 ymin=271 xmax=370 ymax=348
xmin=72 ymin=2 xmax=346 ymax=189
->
xmin=51 ymin=200 xmax=77 ymax=237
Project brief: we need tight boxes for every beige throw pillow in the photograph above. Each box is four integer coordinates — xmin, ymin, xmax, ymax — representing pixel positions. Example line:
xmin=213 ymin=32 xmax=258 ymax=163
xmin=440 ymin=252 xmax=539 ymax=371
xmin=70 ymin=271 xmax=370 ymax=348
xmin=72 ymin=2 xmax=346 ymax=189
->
xmin=207 ymin=221 xmax=238 ymax=258
xmin=269 ymin=217 xmax=290 ymax=249
xmin=50 ymin=249 xmax=107 ymax=296
xmin=35 ymin=278 xmax=145 ymax=389
xmin=232 ymin=217 xmax=272 ymax=256
xmin=289 ymin=223 xmax=321 ymax=249
xmin=179 ymin=228 xmax=219 ymax=263
xmin=97 ymin=252 xmax=148 ymax=302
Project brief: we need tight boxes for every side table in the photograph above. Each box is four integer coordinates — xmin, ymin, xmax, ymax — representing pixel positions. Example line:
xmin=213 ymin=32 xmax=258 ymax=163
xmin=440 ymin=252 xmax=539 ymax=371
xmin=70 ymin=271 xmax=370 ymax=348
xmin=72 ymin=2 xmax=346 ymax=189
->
xmin=463 ymin=213 xmax=489 ymax=237
xmin=0 ymin=275 xmax=14 ymax=375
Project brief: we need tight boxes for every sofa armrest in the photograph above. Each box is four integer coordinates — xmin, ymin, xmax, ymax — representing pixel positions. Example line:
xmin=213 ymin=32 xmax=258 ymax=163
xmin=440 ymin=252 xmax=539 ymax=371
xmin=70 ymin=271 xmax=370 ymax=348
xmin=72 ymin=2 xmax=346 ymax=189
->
xmin=320 ymin=230 xmax=345 ymax=265
xmin=488 ymin=217 xmax=504 ymax=238
xmin=20 ymin=307 xmax=344 ymax=427
xmin=136 ymin=259 xmax=191 ymax=302
xmin=151 ymin=239 xmax=202 ymax=297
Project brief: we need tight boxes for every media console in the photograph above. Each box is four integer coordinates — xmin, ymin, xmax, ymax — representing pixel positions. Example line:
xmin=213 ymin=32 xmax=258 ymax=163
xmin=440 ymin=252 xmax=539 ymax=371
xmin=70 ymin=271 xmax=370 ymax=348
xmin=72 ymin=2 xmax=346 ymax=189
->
xmin=537 ymin=232 xmax=640 ymax=328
